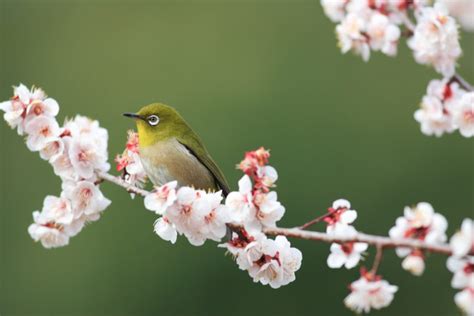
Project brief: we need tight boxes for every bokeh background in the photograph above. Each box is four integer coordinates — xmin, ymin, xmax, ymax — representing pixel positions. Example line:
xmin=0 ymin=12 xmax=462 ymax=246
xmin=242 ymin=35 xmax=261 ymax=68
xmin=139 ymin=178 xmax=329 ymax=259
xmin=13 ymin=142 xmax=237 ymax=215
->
xmin=0 ymin=0 xmax=473 ymax=315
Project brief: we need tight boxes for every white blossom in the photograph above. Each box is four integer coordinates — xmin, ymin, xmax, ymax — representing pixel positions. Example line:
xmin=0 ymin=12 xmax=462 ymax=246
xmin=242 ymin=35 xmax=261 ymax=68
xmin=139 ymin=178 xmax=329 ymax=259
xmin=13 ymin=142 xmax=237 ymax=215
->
xmin=153 ymin=217 xmax=177 ymax=244
xmin=326 ymin=199 xmax=358 ymax=239
xmin=144 ymin=181 xmax=178 ymax=215
xmin=447 ymin=256 xmax=474 ymax=289
xmin=336 ymin=13 xmax=371 ymax=62
xmin=240 ymin=235 xmax=302 ymax=289
xmin=69 ymin=136 xmax=110 ymax=179
xmin=321 ymin=0 xmax=347 ymax=22
xmin=344 ymin=274 xmax=398 ymax=313
xmin=327 ymin=242 xmax=368 ymax=269
xmin=63 ymin=180 xmax=111 ymax=221
xmin=401 ymin=253 xmax=425 ymax=276
xmin=389 ymin=202 xmax=448 ymax=257
xmin=39 ymin=137 xmax=65 ymax=162
xmin=28 ymin=211 xmax=70 ymax=249
xmin=40 ymin=195 xmax=74 ymax=225
xmin=414 ymin=95 xmax=455 ymax=137
xmin=439 ymin=0 xmax=474 ymax=32
xmin=450 ymin=218 xmax=474 ymax=257
xmin=24 ymin=116 xmax=60 ymax=151
xmin=454 ymin=283 xmax=474 ymax=316
xmin=367 ymin=12 xmax=401 ymax=56
xmin=451 ymin=92 xmax=474 ymax=138
xmin=226 ymin=175 xmax=255 ymax=224
xmin=254 ymin=191 xmax=285 ymax=229
xmin=25 ymin=98 xmax=59 ymax=124
xmin=408 ymin=3 xmax=461 ymax=76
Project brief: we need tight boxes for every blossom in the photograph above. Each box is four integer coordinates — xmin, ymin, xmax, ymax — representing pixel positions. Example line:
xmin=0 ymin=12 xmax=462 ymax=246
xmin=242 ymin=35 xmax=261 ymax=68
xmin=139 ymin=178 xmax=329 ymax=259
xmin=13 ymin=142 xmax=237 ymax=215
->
xmin=25 ymin=98 xmax=59 ymax=124
xmin=39 ymin=137 xmax=65 ymax=162
xmin=414 ymin=95 xmax=455 ymax=137
xmin=325 ymin=199 xmax=358 ymax=238
xmin=63 ymin=181 xmax=111 ymax=221
xmin=367 ymin=12 xmax=401 ymax=56
xmin=447 ymin=256 xmax=474 ymax=289
xmin=0 ymin=84 xmax=47 ymax=135
xmin=226 ymin=175 xmax=255 ymax=224
xmin=321 ymin=0 xmax=347 ymax=22
xmin=153 ymin=217 xmax=177 ymax=244
xmin=69 ymin=136 xmax=110 ymax=179
xmin=40 ymin=195 xmax=74 ymax=225
xmin=116 ymin=130 xmax=147 ymax=190
xmin=254 ymin=191 xmax=285 ymax=228
xmin=450 ymin=218 xmax=474 ymax=257
xmin=144 ymin=181 xmax=178 ymax=215
xmin=256 ymin=165 xmax=278 ymax=189
xmin=327 ymin=242 xmax=368 ymax=269
xmin=25 ymin=116 xmax=60 ymax=151
xmin=408 ymin=3 xmax=461 ymax=76
xmin=454 ymin=284 xmax=474 ymax=315
xmin=439 ymin=0 xmax=474 ymax=32
xmin=28 ymin=211 xmax=70 ymax=249
xmin=225 ymin=233 xmax=302 ymax=289
xmin=401 ymin=251 xmax=425 ymax=276
xmin=451 ymin=92 xmax=474 ymax=138
xmin=389 ymin=202 xmax=448 ymax=257
xmin=336 ymin=13 xmax=370 ymax=62
xmin=344 ymin=271 xmax=398 ymax=313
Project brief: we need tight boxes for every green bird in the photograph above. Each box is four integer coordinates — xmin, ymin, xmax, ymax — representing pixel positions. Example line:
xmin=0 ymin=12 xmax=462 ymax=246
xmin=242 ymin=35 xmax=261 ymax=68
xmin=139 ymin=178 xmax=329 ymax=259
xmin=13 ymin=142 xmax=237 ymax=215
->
xmin=123 ymin=103 xmax=230 ymax=196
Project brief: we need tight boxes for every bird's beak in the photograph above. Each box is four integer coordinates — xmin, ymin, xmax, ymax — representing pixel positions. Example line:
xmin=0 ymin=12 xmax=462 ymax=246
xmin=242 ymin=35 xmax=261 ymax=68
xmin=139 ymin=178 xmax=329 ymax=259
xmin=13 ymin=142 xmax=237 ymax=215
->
xmin=123 ymin=112 xmax=143 ymax=120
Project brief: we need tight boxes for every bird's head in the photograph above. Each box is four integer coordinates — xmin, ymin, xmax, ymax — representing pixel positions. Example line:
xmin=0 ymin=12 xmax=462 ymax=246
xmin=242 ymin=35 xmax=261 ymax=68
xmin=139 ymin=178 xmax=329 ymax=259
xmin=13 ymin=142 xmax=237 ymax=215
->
xmin=123 ymin=103 xmax=187 ymax=148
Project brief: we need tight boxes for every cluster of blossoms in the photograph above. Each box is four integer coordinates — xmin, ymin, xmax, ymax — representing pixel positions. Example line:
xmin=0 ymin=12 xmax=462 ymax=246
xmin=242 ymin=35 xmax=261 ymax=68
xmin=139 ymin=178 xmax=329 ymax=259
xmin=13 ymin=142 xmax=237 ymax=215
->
xmin=143 ymin=147 xmax=302 ymax=288
xmin=321 ymin=0 xmax=473 ymax=138
xmin=0 ymin=84 xmax=111 ymax=248
xmin=415 ymin=78 xmax=473 ymax=137
xmin=324 ymin=199 xmax=368 ymax=269
xmin=447 ymin=219 xmax=474 ymax=315
xmin=115 ymin=130 xmax=147 ymax=193
xmin=389 ymin=202 xmax=448 ymax=276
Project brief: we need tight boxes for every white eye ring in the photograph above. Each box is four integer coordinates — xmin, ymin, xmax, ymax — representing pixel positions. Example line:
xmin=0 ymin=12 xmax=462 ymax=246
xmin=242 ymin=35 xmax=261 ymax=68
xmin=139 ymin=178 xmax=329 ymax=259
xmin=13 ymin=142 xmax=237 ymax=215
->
xmin=147 ymin=115 xmax=159 ymax=126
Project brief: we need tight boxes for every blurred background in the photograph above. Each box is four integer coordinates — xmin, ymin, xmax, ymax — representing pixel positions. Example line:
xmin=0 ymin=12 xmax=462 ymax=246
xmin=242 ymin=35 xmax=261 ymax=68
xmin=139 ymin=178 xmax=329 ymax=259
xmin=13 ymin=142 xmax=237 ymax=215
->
xmin=0 ymin=0 xmax=473 ymax=315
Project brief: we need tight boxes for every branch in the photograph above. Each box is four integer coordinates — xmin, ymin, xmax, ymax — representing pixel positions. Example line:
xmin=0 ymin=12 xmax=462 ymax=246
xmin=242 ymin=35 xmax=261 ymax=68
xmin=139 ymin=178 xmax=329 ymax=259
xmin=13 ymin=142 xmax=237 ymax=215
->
xmin=97 ymin=172 xmax=461 ymax=256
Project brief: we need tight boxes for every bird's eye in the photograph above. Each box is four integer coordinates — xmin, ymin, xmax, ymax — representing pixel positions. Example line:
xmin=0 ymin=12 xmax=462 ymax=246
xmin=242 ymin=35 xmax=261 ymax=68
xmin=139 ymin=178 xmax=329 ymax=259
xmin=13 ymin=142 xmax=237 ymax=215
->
xmin=147 ymin=115 xmax=159 ymax=126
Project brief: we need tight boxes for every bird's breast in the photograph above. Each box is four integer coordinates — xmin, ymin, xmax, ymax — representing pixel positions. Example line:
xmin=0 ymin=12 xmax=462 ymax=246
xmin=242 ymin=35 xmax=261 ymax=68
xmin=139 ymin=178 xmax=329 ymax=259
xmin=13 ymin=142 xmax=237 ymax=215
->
xmin=139 ymin=138 xmax=216 ymax=191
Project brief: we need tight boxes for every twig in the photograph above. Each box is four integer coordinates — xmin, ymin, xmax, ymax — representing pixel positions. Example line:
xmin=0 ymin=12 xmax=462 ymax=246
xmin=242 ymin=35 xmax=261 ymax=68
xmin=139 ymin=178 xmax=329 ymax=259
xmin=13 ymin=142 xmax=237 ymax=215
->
xmin=97 ymin=171 xmax=465 ymax=257
xmin=370 ymin=244 xmax=384 ymax=275
xmin=299 ymin=209 xmax=335 ymax=230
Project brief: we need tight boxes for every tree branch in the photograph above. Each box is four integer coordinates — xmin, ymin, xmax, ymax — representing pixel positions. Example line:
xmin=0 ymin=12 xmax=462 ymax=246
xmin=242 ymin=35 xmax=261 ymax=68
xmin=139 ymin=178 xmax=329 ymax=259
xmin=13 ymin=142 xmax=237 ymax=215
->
xmin=97 ymin=171 xmax=462 ymax=257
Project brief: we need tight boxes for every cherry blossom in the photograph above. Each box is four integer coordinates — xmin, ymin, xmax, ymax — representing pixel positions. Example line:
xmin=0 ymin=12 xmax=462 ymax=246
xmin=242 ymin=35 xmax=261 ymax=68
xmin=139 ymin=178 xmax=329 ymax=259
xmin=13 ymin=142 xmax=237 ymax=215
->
xmin=414 ymin=94 xmax=455 ymax=137
xmin=401 ymin=251 xmax=425 ymax=276
xmin=447 ymin=256 xmax=474 ymax=289
xmin=226 ymin=175 xmax=255 ymax=223
xmin=389 ymin=202 xmax=448 ymax=258
xmin=344 ymin=270 xmax=398 ymax=313
xmin=25 ymin=116 xmax=60 ymax=151
xmin=327 ymin=242 xmax=368 ymax=269
xmin=69 ymin=136 xmax=110 ymax=180
xmin=320 ymin=0 xmax=347 ymax=22
xmin=153 ymin=217 xmax=177 ymax=244
xmin=454 ymin=282 xmax=474 ymax=316
xmin=115 ymin=130 xmax=147 ymax=190
xmin=336 ymin=13 xmax=370 ymax=62
xmin=144 ymin=181 xmax=178 ymax=215
xmin=28 ymin=211 xmax=70 ymax=249
xmin=62 ymin=180 xmax=111 ymax=222
xmin=450 ymin=218 xmax=474 ymax=258
xmin=221 ymin=232 xmax=302 ymax=289
xmin=0 ymin=84 xmax=47 ymax=135
xmin=408 ymin=3 xmax=461 ymax=76
xmin=367 ymin=12 xmax=401 ymax=56
xmin=325 ymin=199 xmax=358 ymax=238
xmin=451 ymin=92 xmax=474 ymax=138
xmin=439 ymin=0 xmax=474 ymax=32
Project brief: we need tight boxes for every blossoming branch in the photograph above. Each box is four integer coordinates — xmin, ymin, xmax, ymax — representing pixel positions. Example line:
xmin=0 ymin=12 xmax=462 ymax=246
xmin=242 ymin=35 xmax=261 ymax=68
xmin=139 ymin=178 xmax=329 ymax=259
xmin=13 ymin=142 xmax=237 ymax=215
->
xmin=320 ymin=0 xmax=474 ymax=138
xmin=1 ymin=84 xmax=473 ymax=314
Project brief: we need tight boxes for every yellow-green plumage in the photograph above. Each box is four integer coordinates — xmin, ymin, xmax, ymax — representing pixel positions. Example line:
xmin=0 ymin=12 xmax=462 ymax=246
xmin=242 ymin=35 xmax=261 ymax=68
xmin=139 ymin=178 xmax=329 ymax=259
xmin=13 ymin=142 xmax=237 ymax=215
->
xmin=125 ymin=103 xmax=230 ymax=196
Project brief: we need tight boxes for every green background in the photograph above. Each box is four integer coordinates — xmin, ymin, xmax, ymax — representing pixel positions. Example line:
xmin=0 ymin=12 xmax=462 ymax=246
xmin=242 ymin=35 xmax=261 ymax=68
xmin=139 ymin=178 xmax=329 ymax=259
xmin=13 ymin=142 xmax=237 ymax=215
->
xmin=0 ymin=0 xmax=473 ymax=315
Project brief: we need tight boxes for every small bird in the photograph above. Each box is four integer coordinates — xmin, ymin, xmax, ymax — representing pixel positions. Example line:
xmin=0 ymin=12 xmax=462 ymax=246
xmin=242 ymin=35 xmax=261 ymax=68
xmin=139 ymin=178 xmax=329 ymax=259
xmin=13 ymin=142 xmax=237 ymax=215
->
xmin=123 ymin=103 xmax=230 ymax=196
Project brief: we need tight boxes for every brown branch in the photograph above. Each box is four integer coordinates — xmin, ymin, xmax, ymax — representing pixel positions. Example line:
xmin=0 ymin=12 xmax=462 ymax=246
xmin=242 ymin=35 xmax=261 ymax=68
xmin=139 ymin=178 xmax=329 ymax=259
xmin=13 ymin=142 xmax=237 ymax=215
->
xmin=370 ymin=244 xmax=384 ymax=275
xmin=97 ymin=171 xmax=463 ymax=257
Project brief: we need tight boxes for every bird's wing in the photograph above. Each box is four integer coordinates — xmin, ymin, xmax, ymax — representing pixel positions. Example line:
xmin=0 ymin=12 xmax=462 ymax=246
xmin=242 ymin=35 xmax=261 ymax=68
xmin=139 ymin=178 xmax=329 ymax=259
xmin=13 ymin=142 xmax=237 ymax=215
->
xmin=177 ymin=134 xmax=230 ymax=196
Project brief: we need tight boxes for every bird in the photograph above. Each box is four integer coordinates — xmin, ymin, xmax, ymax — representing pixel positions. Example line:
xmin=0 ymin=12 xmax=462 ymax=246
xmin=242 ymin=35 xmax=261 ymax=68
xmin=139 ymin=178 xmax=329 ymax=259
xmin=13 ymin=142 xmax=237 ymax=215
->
xmin=123 ymin=103 xmax=230 ymax=196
